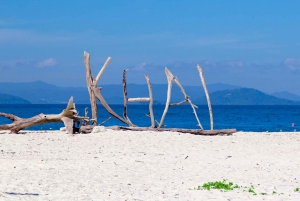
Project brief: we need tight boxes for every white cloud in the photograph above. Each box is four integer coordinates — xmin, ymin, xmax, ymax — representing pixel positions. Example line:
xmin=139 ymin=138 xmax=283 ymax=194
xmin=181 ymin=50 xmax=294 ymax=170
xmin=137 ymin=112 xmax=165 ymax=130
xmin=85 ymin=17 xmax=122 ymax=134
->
xmin=36 ymin=58 xmax=58 ymax=68
xmin=283 ymin=58 xmax=300 ymax=70
xmin=131 ymin=62 xmax=147 ymax=71
xmin=0 ymin=58 xmax=59 ymax=69
xmin=222 ymin=61 xmax=244 ymax=68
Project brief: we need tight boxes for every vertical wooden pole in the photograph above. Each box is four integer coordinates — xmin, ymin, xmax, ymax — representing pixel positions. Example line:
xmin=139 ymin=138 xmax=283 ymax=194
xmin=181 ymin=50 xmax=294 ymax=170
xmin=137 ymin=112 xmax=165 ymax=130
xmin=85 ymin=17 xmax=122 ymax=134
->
xmin=145 ymin=74 xmax=155 ymax=128
xmin=197 ymin=64 xmax=214 ymax=130
xmin=122 ymin=69 xmax=133 ymax=125
xmin=158 ymin=67 xmax=173 ymax=128
xmin=83 ymin=51 xmax=98 ymax=125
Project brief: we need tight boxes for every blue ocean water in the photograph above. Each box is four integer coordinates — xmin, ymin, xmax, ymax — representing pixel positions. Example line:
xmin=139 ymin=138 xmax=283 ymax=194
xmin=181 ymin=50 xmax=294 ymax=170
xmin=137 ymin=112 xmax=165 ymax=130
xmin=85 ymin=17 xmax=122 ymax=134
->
xmin=0 ymin=104 xmax=299 ymax=132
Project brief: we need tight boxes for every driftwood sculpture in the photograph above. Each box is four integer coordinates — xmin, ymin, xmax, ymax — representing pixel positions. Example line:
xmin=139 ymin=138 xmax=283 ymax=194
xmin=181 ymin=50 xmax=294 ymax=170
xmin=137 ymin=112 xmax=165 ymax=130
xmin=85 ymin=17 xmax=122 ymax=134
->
xmin=82 ymin=51 xmax=237 ymax=135
xmin=0 ymin=97 xmax=88 ymax=134
xmin=0 ymin=51 xmax=235 ymax=135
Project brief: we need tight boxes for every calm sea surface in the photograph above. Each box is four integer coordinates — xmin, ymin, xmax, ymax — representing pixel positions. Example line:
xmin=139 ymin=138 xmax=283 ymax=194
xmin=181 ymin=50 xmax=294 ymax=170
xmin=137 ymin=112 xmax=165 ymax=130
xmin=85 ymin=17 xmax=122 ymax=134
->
xmin=0 ymin=104 xmax=299 ymax=132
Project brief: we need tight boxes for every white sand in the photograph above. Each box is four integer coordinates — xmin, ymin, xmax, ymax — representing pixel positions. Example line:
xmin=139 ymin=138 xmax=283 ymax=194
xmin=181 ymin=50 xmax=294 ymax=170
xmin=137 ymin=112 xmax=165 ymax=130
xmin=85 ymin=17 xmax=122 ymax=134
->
xmin=0 ymin=130 xmax=300 ymax=200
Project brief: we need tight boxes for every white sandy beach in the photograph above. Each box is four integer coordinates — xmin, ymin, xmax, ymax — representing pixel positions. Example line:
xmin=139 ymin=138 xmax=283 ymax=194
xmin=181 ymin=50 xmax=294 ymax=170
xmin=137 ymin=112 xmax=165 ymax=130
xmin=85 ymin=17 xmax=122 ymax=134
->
xmin=0 ymin=130 xmax=300 ymax=201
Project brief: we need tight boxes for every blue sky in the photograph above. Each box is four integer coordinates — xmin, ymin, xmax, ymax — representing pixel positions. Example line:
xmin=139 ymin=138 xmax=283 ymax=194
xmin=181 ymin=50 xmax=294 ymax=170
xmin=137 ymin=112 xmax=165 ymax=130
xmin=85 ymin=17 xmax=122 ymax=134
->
xmin=0 ymin=1 xmax=300 ymax=95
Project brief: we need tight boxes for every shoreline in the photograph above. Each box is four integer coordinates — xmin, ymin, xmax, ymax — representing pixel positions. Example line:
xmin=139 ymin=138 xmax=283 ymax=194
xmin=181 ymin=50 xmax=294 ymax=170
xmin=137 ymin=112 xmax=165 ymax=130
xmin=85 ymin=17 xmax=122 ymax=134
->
xmin=1 ymin=130 xmax=300 ymax=200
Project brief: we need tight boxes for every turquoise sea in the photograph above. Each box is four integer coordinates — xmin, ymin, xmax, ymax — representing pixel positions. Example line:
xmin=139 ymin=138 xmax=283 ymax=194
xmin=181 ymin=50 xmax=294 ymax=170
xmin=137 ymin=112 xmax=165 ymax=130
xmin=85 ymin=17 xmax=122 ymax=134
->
xmin=0 ymin=104 xmax=299 ymax=132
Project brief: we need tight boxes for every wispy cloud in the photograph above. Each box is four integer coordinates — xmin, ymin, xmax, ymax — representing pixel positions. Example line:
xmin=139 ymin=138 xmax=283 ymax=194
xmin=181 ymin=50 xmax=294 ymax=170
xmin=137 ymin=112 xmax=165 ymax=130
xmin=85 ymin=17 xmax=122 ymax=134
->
xmin=0 ymin=58 xmax=58 ymax=69
xmin=35 ymin=58 xmax=58 ymax=68
xmin=0 ymin=29 xmax=73 ymax=45
xmin=131 ymin=62 xmax=147 ymax=71
xmin=283 ymin=58 xmax=300 ymax=71
xmin=221 ymin=61 xmax=244 ymax=68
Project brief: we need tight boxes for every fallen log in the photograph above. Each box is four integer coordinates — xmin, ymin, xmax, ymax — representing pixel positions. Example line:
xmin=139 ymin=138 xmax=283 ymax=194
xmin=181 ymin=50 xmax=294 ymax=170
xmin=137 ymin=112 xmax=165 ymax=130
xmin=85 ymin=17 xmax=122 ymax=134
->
xmin=107 ymin=126 xmax=236 ymax=136
xmin=0 ymin=97 xmax=89 ymax=134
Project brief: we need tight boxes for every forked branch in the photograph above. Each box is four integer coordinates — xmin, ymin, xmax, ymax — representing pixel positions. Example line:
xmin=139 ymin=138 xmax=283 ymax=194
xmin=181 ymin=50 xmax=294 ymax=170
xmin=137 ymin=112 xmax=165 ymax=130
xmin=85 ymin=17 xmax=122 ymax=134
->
xmin=158 ymin=67 xmax=203 ymax=130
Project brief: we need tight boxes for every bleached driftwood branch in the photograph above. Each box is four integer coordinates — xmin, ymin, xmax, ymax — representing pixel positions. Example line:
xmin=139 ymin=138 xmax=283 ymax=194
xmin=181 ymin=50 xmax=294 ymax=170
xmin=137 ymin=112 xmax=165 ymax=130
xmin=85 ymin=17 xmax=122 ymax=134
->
xmin=197 ymin=64 xmax=214 ymax=130
xmin=158 ymin=67 xmax=204 ymax=130
xmin=0 ymin=97 xmax=89 ymax=134
xmin=94 ymin=57 xmax=112 ymax=86
xmin=173 ymin=74 xmax=203 ymax=130
xmin=84 ymin=51 xmax=98 ymax=125
xmin=159 ymin=67 xmax=173 ymax=128
xmin=91 ymin=86 xmax=135 ymax=126
xmin=108 ymin=126 xmax=236 ymax=136
xmin=128 ymin=98 xmax=151 ymax=102
xmin=122 ymin=69 xmax=134 ymax=125
xmin=145 ymin=74 xmax=155 ymax=128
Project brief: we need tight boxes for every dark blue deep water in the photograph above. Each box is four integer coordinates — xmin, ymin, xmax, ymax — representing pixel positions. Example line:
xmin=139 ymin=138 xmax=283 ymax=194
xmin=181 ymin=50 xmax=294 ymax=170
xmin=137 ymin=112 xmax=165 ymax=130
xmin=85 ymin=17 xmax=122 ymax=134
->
xmin=0 ymin=104 xmax=300 ymax=132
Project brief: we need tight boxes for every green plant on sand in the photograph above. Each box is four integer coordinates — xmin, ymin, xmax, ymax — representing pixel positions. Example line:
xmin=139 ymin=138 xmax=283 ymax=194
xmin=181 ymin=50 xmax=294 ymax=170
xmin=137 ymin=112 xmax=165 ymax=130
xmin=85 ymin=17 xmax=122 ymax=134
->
xmin=194 ymin=179 xmax=239 ymax=192
xmin=191 ymin=180 xmax=293 ymax=196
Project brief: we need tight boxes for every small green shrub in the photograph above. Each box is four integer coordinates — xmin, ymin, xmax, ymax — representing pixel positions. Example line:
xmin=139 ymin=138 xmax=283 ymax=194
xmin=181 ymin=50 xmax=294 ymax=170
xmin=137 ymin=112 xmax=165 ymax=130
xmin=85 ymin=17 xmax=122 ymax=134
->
xmin=197 ymin=179 xmax=238 ymax=192
xmin=248 ymin=188 xmax=256 ymax=195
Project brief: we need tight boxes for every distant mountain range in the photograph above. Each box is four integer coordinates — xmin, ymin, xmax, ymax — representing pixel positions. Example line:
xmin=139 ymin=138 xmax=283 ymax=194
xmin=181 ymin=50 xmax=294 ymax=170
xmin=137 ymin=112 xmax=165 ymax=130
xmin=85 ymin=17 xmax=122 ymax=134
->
xmin=271 ymin=91 xmax=300 ymax=102
xmin=0 ymin=81 xmax=241 ymax=104
xmin=196 ymin=88 xmax=300 ymax=105
xmin=0 ymin=80 xmax=299 ymax=105
xmin=0 ymin=93 xmax=31 ymax=104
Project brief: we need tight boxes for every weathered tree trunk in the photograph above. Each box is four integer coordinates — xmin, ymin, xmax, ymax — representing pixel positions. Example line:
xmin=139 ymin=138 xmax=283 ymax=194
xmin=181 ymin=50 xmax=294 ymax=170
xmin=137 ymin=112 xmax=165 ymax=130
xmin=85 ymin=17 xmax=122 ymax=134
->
xmin=145 ymin=74 xmax=155 ymax=128
xmin=159 ymin=67 xmax=173 ymax=128
xmin=0 ymin=97 xmax=88 ymax=134
xmin=122 ymin=69 xmax=134 ymax=125
xmin=197 ymin=64 xmax=214 ymax=130
xmin=84 ymin=51 xmax=98 ymax=125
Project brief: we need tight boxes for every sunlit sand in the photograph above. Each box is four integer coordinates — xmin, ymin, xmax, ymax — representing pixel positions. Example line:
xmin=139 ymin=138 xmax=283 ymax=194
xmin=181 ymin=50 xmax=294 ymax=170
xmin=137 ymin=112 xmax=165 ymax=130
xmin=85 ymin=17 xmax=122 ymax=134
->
xmin=0 ymin=130 xmax=300 ymax=200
